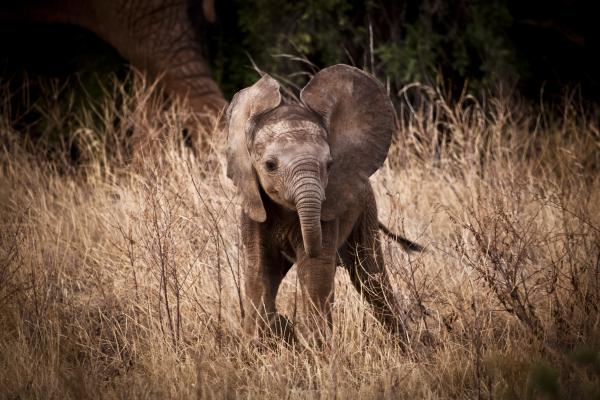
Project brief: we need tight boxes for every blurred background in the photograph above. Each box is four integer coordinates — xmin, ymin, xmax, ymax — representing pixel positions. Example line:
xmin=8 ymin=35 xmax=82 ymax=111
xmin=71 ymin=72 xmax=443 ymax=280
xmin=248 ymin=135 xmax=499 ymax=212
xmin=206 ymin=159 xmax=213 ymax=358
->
xmin=1 ymin=0 xmax=598 ymax=103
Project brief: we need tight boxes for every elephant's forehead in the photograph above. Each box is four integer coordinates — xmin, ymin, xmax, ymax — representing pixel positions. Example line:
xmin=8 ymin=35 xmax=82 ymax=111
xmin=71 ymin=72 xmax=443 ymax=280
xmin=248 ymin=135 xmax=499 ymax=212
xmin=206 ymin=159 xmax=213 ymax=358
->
xmin=261 ymin=119 xmax=323 ymax=138
xmin=254 ymin=120 xmax=325 ymax=153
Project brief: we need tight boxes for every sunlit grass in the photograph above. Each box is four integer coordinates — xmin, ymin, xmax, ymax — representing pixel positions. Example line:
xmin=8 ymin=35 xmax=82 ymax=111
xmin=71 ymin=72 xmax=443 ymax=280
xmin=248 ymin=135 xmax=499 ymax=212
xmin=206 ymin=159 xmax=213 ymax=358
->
xmin=1 ymin=75 xmax=599 ymax=399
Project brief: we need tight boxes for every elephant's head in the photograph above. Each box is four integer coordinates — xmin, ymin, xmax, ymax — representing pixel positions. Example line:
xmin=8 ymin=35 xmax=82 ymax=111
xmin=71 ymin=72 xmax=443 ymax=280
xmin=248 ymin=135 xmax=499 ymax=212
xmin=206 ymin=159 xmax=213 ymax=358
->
xmin=226 ymin=65 xmax=395 ymax=257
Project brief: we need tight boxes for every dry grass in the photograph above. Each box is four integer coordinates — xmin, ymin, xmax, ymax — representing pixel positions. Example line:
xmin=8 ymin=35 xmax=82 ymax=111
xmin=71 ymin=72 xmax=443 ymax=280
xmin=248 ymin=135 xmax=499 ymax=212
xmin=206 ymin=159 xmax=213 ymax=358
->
xmin=1 ymin=76 xmax=599 ymax=399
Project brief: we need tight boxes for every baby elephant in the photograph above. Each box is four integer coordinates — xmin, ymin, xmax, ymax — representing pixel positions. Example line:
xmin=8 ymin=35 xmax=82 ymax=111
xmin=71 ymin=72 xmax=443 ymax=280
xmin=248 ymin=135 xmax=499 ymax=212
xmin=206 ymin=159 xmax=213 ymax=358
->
xmin=226 ymin=64 xmax=416 ymax=344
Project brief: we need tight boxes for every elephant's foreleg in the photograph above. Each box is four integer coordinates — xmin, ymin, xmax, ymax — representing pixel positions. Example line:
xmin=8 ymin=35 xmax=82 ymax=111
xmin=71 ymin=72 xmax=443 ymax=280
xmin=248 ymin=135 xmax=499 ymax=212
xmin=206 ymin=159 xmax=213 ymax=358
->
xmin=294 ymin=219 xmax=338 ymax=345
xmin=244 ymin=256 xmax=291 ymax=340
xmin=241 ymin=215 xmax=292 ymax=342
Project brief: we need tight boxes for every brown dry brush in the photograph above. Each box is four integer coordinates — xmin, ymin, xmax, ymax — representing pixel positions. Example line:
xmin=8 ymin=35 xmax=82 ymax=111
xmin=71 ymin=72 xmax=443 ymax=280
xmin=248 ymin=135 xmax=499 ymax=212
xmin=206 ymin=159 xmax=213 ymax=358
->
xmin=400 ymin=85 xmax=599 ymax=333
xmin=386 ymin=83 xmax=600 ymax=396
xmin=0 ymin=74 xmax=599 ymax=398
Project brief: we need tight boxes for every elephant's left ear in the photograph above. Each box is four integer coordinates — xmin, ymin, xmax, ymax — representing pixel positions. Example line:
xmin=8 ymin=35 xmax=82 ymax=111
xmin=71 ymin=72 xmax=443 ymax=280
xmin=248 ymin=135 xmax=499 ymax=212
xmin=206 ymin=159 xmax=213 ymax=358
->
xmin=300 ymin=64 xmax=395 ymax=220
xmin=226 ymin=74 xmax=282 ymax=222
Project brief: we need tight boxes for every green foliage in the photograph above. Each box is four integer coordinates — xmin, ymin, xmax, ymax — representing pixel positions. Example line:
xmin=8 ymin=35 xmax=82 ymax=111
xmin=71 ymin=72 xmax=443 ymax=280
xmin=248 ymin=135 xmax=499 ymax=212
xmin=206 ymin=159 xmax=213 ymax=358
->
xmin=214 ymin=0 xmax=520 ymax=98
xmin=239 ymin=0 xmax=353 ymax=62
xmin=213 ymin=0 xmax=367 ymax=96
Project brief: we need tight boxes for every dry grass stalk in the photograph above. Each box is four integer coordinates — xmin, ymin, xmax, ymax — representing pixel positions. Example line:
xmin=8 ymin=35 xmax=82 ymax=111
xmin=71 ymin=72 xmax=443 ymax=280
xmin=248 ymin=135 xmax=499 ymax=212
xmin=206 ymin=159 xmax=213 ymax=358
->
xmin=0 ymin=75 xmax=598 ymax=399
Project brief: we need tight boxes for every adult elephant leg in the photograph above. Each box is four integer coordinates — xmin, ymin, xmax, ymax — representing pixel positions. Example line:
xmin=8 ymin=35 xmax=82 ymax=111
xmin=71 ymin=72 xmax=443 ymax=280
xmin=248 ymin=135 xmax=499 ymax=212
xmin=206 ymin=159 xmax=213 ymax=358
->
xmin=241 ymin=214 xmax=294 ymax=343
xmin=89 ymin=0 xmax=227 ymax=123
xmin=3 ymin=0 xmax=227 ymax=119
xmin=293 ymin=219 xmax=338 ymax=346
xmin=343 ymin=188 xmax=408 ymax=344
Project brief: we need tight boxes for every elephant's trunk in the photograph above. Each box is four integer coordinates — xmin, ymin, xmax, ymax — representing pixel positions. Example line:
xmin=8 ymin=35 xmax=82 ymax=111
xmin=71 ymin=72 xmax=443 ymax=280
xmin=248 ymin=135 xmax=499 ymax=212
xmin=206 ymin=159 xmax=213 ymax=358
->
xmin=290 ymin=160 xmax=324 ymax=258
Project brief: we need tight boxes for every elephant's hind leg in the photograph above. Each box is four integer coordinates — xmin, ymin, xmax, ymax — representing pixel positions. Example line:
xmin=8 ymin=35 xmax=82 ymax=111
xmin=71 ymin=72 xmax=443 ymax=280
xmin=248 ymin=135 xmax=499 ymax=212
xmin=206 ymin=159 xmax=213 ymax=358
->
xmin=341 ymin=192 xmax=408 ymax=340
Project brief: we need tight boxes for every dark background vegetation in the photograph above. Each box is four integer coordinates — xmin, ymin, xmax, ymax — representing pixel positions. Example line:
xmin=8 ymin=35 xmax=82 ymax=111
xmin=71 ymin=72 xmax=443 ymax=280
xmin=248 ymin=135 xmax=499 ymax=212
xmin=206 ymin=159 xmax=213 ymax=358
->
xmin=1 ymin=0 xmax=598 ymax=104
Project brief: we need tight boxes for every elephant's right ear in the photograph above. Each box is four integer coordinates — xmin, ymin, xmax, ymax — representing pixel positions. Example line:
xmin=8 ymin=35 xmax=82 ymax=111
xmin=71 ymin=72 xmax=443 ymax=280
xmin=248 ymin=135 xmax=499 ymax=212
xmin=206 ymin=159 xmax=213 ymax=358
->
xmin=226 ymin=75 xmax=282 ymax=222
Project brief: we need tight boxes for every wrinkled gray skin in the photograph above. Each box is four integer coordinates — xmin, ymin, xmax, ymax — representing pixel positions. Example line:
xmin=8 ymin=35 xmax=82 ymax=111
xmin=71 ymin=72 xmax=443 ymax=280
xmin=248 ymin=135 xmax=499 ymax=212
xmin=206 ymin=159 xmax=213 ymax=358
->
xmin=0 ymin=0 xmax=226 ymax=117
xmin=227 ymin=64 xmax=408 ymax=344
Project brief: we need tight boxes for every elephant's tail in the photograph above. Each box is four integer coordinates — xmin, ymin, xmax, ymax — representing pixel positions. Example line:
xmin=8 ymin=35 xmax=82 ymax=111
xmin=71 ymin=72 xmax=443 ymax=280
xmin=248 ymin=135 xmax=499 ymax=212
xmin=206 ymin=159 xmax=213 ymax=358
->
xmin=378 ymin=222 xmax=424 ymax=252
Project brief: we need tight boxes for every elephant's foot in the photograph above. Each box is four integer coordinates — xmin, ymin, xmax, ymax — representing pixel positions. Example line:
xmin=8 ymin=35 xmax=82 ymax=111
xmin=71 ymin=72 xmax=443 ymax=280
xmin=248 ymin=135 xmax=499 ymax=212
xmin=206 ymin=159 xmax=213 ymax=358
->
xmin=268 ymin=313 xmax=296 ymax=345
xmin=245 ymin=312 xmax=296 ymax=348
xmin=293 ymin=313 xmax=332 ymax=350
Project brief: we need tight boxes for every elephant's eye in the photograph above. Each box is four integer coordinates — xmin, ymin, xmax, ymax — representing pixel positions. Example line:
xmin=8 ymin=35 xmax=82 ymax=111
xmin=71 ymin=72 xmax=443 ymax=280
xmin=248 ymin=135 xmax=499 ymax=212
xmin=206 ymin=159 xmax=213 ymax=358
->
xmin=265 ymin=159 xmax=278 ymax=172
xmin=326 ymin=159 xmax=333 ymax=171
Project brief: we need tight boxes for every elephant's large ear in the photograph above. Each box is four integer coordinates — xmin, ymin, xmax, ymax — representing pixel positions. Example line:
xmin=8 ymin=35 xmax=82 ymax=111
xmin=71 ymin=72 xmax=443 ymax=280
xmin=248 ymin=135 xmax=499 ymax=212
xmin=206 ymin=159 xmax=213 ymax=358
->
xmin=226 ymin=75 xmax=282 ymax=222
xmin=300 ymin=64 xmax=395 ymax=220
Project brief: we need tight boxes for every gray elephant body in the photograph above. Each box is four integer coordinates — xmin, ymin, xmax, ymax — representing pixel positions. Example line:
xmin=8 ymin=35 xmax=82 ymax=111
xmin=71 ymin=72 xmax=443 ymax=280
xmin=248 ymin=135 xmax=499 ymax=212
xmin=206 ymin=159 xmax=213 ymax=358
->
xmin=227 ymin=65 xmax=409 ymax=343
xmin=1 ymin=0 xmax=226 ymax=116
xmin=241 ymin=181 xmax=403 ymax=341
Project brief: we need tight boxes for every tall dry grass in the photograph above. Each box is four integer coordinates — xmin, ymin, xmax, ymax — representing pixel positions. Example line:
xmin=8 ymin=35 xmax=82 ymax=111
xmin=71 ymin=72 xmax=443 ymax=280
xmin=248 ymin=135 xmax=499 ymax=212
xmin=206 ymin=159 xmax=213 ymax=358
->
xmin=0 ymin=75 xmax=599 ymax=399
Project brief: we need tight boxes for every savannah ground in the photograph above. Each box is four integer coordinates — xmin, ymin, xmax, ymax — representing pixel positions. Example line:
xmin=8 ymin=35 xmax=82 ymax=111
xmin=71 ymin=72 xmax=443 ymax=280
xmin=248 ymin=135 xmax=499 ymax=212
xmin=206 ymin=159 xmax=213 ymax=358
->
xmin=0 ymin=76 xmax=599 ymax=399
